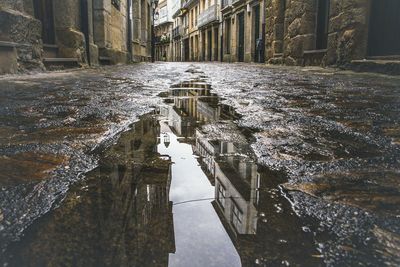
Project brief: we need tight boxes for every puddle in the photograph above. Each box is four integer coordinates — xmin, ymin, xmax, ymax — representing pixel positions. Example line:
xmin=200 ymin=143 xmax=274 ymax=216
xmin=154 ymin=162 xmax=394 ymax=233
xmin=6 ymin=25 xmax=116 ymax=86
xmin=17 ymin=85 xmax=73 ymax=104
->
xmin=2 ymin=79 xmax=323 ymax=266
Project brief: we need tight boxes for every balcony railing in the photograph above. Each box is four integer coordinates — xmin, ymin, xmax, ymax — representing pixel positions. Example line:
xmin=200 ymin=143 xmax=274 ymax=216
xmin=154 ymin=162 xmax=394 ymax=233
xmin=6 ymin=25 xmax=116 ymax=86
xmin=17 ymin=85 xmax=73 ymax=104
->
xmin=197 ymin=4 xmax=219 ymax=28
xmin=221 ymin=0 xmax=232 ymax=9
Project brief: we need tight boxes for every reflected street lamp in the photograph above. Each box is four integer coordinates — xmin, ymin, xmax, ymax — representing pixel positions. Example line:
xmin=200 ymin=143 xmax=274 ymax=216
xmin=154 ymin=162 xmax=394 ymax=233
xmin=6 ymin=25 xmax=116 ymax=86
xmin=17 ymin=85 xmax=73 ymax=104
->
xmin=151 ymin=0 xmax=159 ymax=63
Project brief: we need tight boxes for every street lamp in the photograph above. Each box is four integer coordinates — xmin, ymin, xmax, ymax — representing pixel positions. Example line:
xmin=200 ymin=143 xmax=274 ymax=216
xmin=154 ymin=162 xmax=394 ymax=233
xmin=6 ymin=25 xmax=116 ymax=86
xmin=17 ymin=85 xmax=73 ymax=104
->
xmin=151 ymin=0 xmax=159 ymax=63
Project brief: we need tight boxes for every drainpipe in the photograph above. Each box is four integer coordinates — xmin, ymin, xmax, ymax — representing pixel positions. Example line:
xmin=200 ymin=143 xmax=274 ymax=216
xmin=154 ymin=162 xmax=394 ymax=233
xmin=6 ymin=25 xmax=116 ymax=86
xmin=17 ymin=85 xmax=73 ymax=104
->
xmin=260 ymin=0 xmax=266 ymax=63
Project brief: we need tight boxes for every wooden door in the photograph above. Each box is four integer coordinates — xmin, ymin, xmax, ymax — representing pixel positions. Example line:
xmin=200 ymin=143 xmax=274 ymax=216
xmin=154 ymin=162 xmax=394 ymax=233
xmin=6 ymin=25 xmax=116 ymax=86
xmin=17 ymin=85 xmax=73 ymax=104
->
xmin=315 ymin=0 xmax=329 ymax=50
xmin=237 ymin=12 xmax=245 ymax=62
xmin=253 ymin=5 xmax=260 ymax=62
xmin=33 ymin=0 xmax=56 ymax=44
xmin=208 ymin=30 xmax=212 ymax=61
xmin=368 ymin=0 xmax=400 ymax=56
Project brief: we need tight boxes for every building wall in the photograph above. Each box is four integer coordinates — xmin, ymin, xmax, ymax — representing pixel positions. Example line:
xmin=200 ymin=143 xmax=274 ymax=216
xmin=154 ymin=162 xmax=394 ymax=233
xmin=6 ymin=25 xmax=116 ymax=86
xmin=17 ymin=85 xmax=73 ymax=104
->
xmin=220 ymin=0 xmax=264 ymax=63
xmin=0 ymin=0 xmax=152 ymax=73
xmin=266 ymin=0 xmax=371 ymax=66
xmin=93 ymin=0 xmax=130 ymax=64
xmin=131 ymin=0 xmax=151 ymax=62
xmin=0 ymin=0 xmax=43 ymax=73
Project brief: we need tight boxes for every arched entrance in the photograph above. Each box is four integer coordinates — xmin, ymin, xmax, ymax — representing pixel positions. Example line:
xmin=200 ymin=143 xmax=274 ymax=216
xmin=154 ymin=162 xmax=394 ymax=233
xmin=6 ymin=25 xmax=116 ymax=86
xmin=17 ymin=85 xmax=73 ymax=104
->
xmin=368 ymin=0 xmax=400 ymax=57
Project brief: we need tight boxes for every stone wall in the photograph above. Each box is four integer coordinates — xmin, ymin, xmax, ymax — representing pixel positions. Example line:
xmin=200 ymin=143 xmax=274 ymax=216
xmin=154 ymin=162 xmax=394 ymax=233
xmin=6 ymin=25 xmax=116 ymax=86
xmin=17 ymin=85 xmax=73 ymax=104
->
xmin=0 ymin=0 xmax=43 ymax=73
xmin=93 ymin=0 xmax=130 ymax=64
xmin=266 ymin=0 xmax=371 ymax=67
xmin=326 ymin=0 xmax=369 ymax=65
xmin=53 ymin=1 xmax=87 ymax=64
xmin=131 ymin=0 xmax=151 ymax=62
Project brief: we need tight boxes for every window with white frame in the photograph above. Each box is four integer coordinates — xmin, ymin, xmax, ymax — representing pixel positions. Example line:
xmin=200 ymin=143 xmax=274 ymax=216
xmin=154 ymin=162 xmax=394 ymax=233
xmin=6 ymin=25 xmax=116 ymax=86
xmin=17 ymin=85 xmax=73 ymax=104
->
xmin=217 ymin=181 xmax=226 ymax=208
xmin=231 ymin=200 xmax=243 ymax=231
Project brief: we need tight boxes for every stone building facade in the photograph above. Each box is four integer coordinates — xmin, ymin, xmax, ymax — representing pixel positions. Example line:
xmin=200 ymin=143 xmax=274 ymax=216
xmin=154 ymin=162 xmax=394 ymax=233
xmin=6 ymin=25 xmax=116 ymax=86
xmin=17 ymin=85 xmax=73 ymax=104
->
xmin=221 ymin=0 xmax=264 ymax=63
xmin=0 ymin=0 xmax=151 ymax=74
xmin=185 ymin=0 xmax=201 ymax=61
xmin=198 ymin=0 xmax=220 ymax=61
xmin=266 ymin=0 xmax=400 ymax=70
xmin=0 ymin=0 xmax=43 ymax=73
xmin=154 ymin=0 xmax=173 ymax=61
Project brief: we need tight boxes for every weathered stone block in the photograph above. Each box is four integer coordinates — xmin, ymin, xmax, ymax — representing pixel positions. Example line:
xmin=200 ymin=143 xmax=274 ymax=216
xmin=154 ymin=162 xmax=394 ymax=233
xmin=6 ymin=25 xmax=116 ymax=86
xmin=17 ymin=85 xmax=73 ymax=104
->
xmin=326 ymin=32 xmax=338 ymax=65
xmin=0 ymin=45 xmax=18 ymax=74
xmin=0 ymin=8 xmax=43 ymax=71
xmin=286 ymin=35 xmax=304 ymax=58
xmin=0 ymin=0 xmax=24 ymax=11
xmin=57 ymin=28 xmax=86 ymax=63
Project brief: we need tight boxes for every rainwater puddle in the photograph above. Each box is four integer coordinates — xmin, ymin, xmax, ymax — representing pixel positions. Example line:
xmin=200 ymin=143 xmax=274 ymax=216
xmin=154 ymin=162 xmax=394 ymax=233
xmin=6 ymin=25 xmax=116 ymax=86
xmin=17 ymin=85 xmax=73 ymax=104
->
xmin=2 ymin=80 xmax=323 ymax=267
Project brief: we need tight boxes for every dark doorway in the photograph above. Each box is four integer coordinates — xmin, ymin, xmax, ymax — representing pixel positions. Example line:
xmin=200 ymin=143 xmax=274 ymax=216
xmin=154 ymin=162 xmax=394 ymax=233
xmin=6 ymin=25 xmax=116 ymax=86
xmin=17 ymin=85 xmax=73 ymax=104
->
xmin=184 ymin=38 xmax=189 ymax=61
xmin=315 ymin=0 xmax=329 ymax=50
xmin=80 ymin=0 xmax=90 ymax=64
xmin=237 ymin=12 xmax=245 ymax=62
xmin=33 ymin=0 xmax=56 ymax=44
xmin=368 ymin=0 xmax=400 ymax=56
xmin=253 ymin=5 xmax=260 ymax=62
xmin=202 ymin=32 xmax=206 ymax=61
xmin=214 ymin=28 xmax=218 ymax=61
xmin=208 ymin=30 xmax=212 ymax=61
xmin=225 ymin=18 xmax=231 ymax=55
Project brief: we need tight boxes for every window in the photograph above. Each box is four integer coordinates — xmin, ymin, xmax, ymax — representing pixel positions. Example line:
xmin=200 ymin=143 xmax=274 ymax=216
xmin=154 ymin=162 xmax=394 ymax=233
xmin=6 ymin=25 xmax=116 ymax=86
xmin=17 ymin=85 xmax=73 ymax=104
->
xmin=195 ymin=7 xmax=198 ymax=26
xmin=191 ymin=10 xmax=194 ymax=27
xmin=217 ymin=182 xmax=226 ymax=208
xmin=231 ymin=201 xmax=243 ymax=231
xmin=112 ymin=0 xmax=121 ymax=10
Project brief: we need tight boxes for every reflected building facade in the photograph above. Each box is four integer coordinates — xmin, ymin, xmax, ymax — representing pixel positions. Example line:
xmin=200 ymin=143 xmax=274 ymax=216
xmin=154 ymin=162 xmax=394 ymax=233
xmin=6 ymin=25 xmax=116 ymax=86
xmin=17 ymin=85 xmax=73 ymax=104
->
xmin=195 ymin=134 xmax=323 ymax=266
xmin=5 ymin=115 xmax=175 ymax=267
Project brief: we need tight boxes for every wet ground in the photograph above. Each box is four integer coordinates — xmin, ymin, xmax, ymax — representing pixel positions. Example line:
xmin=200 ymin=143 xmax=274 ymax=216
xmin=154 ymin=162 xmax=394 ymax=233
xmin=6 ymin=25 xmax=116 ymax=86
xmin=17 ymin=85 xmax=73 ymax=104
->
xmin=0 ymin=63 xmax=399 ymax=266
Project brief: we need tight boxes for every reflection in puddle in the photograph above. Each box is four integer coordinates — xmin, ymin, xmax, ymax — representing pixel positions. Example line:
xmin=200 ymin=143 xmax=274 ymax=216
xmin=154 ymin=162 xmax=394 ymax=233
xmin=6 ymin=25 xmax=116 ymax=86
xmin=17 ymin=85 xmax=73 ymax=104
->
xmin=3 ymin=81 xmax=322 ymax=266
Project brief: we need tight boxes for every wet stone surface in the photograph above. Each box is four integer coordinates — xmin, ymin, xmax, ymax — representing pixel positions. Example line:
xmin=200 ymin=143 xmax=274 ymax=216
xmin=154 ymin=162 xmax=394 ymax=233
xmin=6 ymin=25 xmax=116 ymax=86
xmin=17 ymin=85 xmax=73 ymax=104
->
xmin=0 ymin=63 xmax=400 ymax=266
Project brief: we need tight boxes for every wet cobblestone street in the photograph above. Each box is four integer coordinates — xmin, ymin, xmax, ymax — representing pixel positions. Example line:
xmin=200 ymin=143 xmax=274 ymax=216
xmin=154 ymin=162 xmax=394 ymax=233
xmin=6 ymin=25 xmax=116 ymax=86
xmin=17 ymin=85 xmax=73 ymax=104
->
xmin=0 ymin=63 xmax=399 ymax=266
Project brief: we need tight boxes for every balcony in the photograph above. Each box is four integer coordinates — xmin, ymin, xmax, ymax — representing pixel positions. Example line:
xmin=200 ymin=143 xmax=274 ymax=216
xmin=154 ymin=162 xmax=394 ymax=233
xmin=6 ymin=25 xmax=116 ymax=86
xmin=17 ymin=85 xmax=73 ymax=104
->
xmin=172 ymin=26 xmax=181 ymax=39
xmin=221 ymin=0 xmax=232 ymax=9
xmin=182 ymin=26 xmax=189 ymax=37
xmin=197 ymin=4 xmax=219 ymax=28
xmin=155 ymin=35 xmax=171 ymax=45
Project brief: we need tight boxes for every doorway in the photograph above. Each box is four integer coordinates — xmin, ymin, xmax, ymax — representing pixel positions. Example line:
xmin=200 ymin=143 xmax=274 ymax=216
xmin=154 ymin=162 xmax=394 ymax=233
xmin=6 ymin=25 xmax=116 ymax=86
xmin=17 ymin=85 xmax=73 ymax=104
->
xmin=214 ymin=28 xmax=218 ymax=61
xmin=237 ymin=12 xmax=245 ymax=62
xmin=315 ymin=0 xmax=329 ymax=50
xmin=202 ymin=31 xmax=206 ymax=61
xmin=184 ymin=38 xmax=189 ymax=61
xmin=33 ymin=0 xmax=56 ymax=44
xmin=208 ymin=30 xmax=212 ymax=61
xmin=368 ymin=0 xmax=400 ymax=56
xmin=253 ymin=5 xmax=260 ymax=62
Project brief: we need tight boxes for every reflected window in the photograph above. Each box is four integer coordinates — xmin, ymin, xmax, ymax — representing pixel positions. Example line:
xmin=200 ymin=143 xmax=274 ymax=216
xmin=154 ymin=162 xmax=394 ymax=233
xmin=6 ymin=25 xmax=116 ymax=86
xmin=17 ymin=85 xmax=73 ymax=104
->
xmin=217 ymin=182 xmax=226 ymax=209
xmin=254 ymin=173 xmax=260 ymax=205
xmin=231 ymin=201 xmax=243 ymax=231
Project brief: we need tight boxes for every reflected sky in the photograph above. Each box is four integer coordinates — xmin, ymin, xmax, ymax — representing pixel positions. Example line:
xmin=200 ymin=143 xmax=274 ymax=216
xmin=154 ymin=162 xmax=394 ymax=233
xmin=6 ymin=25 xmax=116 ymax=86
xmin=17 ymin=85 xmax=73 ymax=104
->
xmin=158 ymin=122 xmax=241 ymax=267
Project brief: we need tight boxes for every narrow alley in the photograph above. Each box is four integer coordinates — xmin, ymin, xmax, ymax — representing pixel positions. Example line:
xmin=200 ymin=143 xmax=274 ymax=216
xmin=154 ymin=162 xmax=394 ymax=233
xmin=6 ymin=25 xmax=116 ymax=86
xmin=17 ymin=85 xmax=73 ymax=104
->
xmin=0 ymin=63 xmax=399 ymax=266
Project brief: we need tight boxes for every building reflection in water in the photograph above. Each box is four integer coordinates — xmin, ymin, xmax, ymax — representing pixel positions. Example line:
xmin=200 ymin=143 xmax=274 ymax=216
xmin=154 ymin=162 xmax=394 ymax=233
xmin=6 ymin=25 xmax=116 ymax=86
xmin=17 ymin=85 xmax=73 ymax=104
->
xmin=5 ymin=115 xmax=176 ymax=267
xmin=195 ymin=135 xmax=323 ymax=266
xmin=160 ymin=81 xmax=239 ymax=142
xmin=161 ymin=82 xmax=322 ymax=266
xmin=5 ymin=81 xmax=323 ymax=267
